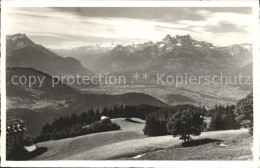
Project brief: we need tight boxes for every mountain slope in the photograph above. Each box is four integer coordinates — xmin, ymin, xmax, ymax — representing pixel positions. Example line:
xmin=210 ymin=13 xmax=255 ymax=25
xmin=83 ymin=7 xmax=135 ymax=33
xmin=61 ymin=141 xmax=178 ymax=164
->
xmin=52 ymin=46 xmax=108 ymax=70
xmin=229 ymin=63 xmax=253 ymax=91
xmin=6 ymin=33 xmax=94 ymax=76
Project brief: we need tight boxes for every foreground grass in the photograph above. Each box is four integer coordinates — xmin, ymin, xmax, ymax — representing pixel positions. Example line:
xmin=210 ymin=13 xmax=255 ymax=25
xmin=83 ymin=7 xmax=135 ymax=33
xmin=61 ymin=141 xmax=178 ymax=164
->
xmin=33 ymin=118 xmax=145 ymax=160
xmin=121 ymin=130 xmax=252 ymax=160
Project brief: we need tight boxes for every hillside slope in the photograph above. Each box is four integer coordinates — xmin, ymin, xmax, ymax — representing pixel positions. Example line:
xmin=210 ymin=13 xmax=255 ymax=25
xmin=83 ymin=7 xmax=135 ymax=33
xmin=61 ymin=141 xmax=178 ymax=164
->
xmin=7 ymin=67 xmax=78 ymax=100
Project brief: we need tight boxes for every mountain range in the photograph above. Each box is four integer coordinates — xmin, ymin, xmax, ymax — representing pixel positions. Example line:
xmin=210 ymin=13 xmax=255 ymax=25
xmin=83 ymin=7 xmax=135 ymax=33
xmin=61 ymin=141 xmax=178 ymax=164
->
xmin=7 ymin=33 xmax=252 ymax=78
xmin=53 ymin=34 xmax=252 ymax=77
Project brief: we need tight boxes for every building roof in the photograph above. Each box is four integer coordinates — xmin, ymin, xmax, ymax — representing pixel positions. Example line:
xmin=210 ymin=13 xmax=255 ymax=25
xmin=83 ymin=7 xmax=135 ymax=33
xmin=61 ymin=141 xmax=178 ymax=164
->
xmin=6 ymin=118 xmax=27 ymax=134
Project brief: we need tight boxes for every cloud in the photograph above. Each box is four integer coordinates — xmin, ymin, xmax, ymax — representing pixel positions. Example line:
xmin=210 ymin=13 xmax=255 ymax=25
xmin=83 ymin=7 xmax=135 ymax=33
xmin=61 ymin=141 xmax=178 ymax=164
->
xmin=206 ymin=21 xmax=249 ymax=34
xmin=6 ymin=7 xmax=254 ymax=48
xmin=52 ymin=7 xmax=207 ymax=22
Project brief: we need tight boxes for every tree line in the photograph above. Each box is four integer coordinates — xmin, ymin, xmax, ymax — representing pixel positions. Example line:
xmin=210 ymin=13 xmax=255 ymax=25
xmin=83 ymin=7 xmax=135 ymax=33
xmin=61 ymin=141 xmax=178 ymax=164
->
xmin=144 ymin=92 xmax=253 ymax=138
xmin=32 ymin=104 xmax=161 ymax=143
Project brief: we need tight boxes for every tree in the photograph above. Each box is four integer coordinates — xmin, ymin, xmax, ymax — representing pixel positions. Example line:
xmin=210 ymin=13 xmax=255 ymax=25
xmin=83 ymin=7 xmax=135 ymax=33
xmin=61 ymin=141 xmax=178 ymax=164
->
xmin=209 ymin=105 xmax=239 ymax=131
xmin=143 ymin=114 xmax=168 ymax=136
xmin=70 ymin=113 xmax=78 ymax=125
xmin=88 ymin=109 xmax=95 ymax=123
xmin=119 ymin=105 xmax=125 ymax=118
xmin=234 ymin=92 xmax=253 ymax=134
xmin=125 ymin=106 xmax=132 ymax=119
xmin=80 ymin=112 xmax=88 ymax=124
xmin=166 ymin=108 xmax=204 ymax=143
xmin=95 ymin=109 xmax=101 ymax=120
xmin=41 ymin=122 xmax=52 ymax=134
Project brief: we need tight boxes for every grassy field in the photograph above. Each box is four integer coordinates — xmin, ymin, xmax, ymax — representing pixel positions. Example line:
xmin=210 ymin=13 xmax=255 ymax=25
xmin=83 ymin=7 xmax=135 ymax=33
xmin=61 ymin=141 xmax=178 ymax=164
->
xmin=122 ymin=129 xmax=252 ymax=160
xmin=32 ymin=118 xmax=252 ymax=160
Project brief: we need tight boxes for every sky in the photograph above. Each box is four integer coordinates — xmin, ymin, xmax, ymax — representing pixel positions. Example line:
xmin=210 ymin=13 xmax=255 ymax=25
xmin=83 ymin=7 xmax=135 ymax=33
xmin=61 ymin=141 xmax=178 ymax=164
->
xmin=6 ymin=7 xmax=254 ymax=49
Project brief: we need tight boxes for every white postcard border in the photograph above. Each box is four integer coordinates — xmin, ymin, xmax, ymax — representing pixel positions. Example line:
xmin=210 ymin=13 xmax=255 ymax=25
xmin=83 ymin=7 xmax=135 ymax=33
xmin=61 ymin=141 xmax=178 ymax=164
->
xmin=1 ymin=1 xmax=259 ymax=167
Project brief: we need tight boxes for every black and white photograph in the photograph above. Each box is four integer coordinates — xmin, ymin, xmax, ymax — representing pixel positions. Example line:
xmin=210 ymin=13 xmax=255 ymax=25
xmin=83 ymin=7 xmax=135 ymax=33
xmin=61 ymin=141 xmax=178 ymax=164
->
xmin=0 ymin=1 xmax=259 ymax=166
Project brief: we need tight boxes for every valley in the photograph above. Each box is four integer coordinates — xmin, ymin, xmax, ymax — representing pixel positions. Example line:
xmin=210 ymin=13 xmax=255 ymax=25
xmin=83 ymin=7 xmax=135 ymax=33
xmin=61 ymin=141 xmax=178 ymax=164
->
xmin=88 ymin=83 xmax=250 ymax=109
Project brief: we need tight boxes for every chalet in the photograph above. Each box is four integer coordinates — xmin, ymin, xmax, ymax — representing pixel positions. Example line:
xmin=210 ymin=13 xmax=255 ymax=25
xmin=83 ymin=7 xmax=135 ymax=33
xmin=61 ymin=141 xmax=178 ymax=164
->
xmin=101 ymin=116 xmax=109 ymax=121
xmin=82 ymin=116 xmax=110 ymax=129
xmin=6 ymin=118 xmax=27 ymax=158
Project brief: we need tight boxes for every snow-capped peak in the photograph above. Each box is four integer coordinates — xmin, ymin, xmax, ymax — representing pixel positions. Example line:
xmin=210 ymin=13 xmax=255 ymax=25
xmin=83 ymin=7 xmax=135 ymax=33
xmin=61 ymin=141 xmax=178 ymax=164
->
xmin=72 ymin=42 xmax=122 ymax=51
xmin=71 ymin=42 xmax=144 ymax=51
